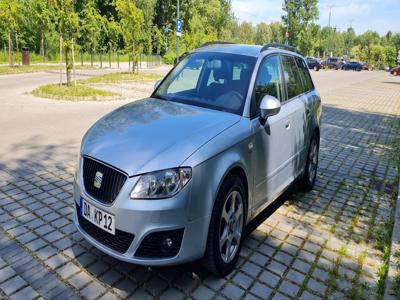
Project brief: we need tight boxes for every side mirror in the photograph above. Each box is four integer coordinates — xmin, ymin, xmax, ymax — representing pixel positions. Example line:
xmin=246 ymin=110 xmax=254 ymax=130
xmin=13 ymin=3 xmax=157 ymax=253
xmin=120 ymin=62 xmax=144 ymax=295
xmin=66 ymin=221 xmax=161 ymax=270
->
xmin=154 ymin=80 xmax=162 ymax=90
xmin=259 ymin=95 xmax=281 ymax=124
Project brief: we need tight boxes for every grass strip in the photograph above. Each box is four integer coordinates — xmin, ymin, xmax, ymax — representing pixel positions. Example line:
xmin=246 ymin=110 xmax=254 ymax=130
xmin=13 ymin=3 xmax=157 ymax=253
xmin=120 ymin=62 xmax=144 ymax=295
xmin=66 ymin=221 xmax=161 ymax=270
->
xmin=78 ymin=72 xmax=162 ymax=84
xmin=32 ymin=84 xmax=120 ymax=101
xmin=0 ymin=65 xmax=62 ymax=75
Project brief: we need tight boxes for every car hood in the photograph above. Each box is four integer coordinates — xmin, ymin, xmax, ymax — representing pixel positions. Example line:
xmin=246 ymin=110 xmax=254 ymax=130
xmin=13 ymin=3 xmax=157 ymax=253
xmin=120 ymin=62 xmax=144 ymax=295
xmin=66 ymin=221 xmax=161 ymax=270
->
xmin=81 ymin=98 xmax=241 ymax=176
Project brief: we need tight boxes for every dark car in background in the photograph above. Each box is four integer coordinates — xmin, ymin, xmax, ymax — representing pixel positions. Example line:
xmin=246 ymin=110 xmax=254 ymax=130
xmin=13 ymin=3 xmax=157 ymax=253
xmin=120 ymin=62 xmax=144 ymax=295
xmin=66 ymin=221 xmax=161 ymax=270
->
xmin=342 ymin=61 xmax=363 ymax=71
xmin=361 ymin=62 xmax=369 ymax=70
xmin=306 ymin=57 xmax=321 ymax=71
xmin=390 ymin=65 xmax=400 ymax=76
xmin=322 ymin=57 xmax=341 ymax=70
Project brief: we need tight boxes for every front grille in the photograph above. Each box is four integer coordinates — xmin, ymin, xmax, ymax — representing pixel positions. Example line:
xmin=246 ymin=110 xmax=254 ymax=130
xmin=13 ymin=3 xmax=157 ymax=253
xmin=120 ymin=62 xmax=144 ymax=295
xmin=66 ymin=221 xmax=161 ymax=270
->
xmin=135 ymin=229 xmax=184 ymax=258
xmin=76 ymin=204 xmax=134 ymax=254
xmin=82 ymin=156 xmax=127 ymax=204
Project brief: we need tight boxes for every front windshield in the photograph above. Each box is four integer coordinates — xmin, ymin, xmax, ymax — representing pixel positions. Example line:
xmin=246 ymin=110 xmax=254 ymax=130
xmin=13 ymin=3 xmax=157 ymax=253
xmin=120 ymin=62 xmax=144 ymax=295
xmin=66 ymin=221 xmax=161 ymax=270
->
xmin=153 ymin=52 xmax=256 ymax=115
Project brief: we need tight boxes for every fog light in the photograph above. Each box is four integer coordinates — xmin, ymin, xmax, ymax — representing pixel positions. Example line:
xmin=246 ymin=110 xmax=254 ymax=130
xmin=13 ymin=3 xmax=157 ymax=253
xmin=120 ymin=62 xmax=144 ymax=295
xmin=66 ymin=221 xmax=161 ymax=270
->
xmin=163 ymin=237 xmax=173 ymax=249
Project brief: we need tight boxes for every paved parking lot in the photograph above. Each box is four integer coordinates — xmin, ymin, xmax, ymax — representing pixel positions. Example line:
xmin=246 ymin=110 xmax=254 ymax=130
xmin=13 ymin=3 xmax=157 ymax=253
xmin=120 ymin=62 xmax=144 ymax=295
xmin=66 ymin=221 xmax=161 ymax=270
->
xmin=0 ymin=70 xmax=399 ymax=299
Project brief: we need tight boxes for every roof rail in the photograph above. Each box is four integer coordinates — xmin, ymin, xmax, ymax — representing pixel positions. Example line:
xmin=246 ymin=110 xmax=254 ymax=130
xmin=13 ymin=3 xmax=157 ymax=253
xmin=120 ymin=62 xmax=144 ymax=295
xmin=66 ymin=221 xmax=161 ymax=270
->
xmin=198 ymin=41 xmax=236 ymax=48
xmin=261 ymin=43 xmax=302 ymax=55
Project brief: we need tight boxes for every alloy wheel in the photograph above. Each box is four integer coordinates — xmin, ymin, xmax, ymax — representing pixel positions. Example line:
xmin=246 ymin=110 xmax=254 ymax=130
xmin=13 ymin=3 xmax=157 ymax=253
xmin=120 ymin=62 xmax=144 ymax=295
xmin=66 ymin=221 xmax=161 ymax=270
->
xmin=219 ymin=190 xmax=244 ymax=263
xmin=308 ymin=138 xmax=318 ymax=183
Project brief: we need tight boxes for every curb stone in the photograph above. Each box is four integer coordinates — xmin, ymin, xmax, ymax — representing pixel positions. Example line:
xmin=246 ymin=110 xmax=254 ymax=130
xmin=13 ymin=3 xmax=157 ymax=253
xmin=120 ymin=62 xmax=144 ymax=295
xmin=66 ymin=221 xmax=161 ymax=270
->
xmin=384 ymin=181 xmax=400 ymax=299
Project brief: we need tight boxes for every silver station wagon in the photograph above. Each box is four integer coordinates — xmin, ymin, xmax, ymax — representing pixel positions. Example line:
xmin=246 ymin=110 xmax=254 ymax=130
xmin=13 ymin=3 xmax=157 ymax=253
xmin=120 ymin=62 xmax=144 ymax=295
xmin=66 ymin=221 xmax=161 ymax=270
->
xmin=74 ymin=42 xmax=322 ymax=276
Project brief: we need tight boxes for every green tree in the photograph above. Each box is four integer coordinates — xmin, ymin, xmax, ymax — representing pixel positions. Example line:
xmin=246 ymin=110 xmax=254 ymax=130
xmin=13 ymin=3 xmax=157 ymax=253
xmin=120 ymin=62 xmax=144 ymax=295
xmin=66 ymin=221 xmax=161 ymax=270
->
xmin=237 ymin=22 xmax=254 ymax=44
xmin=282 ymin=0 xmax=319 ymax=52
xmin=152 ymin=25 xmax=163 ymax=54
xmin=344 ymin=27 xmax=356 ymax=56
xmin=270 ymin=22 xmax=284 ymax=43
xmin=0 ymin=0 xmax=21 ymax=65
xmin=79 ymin=1 xmax=102 ymax=57
xmin=115 ymin=0 xmax=144 ymax=72
xmin=136 ymin=0 xmax=156 ymax=54
xmin=255 ymin=22 xmax=272 ymax=45
xmin=51 ymin=0 xmax=80 ymax=85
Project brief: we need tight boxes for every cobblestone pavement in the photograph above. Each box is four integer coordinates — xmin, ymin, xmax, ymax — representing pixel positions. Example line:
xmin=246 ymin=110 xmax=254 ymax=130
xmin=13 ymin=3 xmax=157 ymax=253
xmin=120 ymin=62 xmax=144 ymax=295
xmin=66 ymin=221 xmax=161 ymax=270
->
xmin=0 ymin=71 xmax=399 ymax=300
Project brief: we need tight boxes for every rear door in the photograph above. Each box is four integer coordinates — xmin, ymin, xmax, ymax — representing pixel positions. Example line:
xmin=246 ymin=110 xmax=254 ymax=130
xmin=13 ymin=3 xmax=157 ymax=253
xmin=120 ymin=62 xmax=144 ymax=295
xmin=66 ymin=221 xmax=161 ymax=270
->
xmin=294 ymin=56 xmax=319 ymax=167
xmin=280 ymin=55 xmax=308 ymax=179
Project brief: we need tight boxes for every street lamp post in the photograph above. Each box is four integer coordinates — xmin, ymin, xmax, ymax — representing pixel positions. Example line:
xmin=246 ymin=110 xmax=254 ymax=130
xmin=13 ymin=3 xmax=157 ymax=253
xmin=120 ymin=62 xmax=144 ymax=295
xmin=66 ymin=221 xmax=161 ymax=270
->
xmin=285 ymin=0 xmax=290 ymax=45
xmin=327 ymin=5 xmax=335 ymax=57
xmin=176 ymin=0 xmax=180 ymax=63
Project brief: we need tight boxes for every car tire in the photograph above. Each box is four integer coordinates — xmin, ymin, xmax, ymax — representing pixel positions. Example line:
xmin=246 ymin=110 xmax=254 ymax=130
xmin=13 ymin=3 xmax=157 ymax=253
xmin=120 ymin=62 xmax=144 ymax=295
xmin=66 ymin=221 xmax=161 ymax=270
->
xmin=203 ymin=175 xmax=246 ymax=277
xmin=298 ymin=133 xmax=319 ymax=191
xmin=314 ymin=66 xmax=318 ymax=71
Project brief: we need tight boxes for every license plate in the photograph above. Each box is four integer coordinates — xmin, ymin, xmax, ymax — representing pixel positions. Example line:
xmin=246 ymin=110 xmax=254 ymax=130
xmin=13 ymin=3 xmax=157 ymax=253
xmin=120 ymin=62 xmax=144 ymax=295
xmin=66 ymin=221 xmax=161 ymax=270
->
xmin=80 ymin=197 xmax=115 ymax=235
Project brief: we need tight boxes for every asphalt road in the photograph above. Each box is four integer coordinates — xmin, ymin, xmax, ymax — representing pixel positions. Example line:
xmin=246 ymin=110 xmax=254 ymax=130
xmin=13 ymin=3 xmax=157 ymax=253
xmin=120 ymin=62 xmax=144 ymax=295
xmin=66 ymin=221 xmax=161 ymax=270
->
xmin=0 ymin=68 xmax=393 ymax=165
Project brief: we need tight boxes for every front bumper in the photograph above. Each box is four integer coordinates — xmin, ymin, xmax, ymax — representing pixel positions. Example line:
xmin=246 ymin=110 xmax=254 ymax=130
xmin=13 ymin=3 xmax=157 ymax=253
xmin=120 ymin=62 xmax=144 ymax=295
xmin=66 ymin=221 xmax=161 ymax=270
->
xmin=73 ymin=165 xmax=210 ymax=266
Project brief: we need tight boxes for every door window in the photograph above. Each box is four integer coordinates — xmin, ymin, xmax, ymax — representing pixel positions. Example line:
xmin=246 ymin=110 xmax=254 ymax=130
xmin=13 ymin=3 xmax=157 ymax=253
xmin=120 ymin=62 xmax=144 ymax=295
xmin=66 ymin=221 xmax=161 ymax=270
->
xmin=295 ymin=57 xmax=314 ymax=93
xmin=281 ymin=55 xmax=304 ymax=100
xmin=253 ymin=56 xmax=284 ymax=115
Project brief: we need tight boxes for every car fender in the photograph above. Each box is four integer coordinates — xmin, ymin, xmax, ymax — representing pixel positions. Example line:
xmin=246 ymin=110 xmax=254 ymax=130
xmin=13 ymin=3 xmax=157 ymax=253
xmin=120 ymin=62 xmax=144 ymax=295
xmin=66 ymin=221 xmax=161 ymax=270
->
xmin=183 ymin=119 xmax=253 ymax=222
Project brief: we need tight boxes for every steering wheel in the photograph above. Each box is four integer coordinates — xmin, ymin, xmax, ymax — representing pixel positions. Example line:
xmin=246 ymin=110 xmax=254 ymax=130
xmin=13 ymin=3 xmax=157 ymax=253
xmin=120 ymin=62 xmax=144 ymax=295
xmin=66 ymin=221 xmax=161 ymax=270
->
xmin=215 ymin=91 xmax=243 ymax=110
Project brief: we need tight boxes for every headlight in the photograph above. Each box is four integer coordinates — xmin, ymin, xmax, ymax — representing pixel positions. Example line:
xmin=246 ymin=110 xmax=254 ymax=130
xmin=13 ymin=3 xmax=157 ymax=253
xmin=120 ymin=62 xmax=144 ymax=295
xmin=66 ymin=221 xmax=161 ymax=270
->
xmin=130 ymin=168 xmax=192 ymax=199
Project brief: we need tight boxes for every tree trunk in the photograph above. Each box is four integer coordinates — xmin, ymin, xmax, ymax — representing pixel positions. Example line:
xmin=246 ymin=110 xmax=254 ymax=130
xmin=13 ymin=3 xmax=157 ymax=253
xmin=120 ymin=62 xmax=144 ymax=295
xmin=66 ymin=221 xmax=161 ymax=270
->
xmin=8 ymin=31 xmax=13 ymax=67
xmin=59 ymin=33 xmax=62 ymax=86
xmin=72 ymin=38 xmax=76 ymax=87
xmin=40 ymin=31 xmax=44 ymax=58
xmin=15 ymin=32 xmax=19 ymax=66
xmin=66 ymin=44 xmax=71 ymax=86
xmin=132 ymin=42 xmax=136 ymax=74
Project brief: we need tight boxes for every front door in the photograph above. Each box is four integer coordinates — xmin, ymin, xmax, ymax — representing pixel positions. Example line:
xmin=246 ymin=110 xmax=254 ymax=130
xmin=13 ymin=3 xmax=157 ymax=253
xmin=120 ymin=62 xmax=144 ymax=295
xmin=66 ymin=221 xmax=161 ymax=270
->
xmin=250 ymin=55 xmax=293 ymax=211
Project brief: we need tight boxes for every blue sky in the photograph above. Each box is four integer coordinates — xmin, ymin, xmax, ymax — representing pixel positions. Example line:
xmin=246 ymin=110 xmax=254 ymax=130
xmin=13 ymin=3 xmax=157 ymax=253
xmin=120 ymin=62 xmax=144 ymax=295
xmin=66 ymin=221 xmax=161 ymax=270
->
xmin=231 ymin=0 xmax=400 ymax=35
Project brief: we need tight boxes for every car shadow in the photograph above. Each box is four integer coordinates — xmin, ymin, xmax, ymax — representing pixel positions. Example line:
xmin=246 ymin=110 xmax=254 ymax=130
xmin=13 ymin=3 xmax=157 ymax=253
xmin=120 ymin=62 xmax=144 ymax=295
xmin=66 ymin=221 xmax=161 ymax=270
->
xmin=381 ymin=81 xmax=400 ymax=85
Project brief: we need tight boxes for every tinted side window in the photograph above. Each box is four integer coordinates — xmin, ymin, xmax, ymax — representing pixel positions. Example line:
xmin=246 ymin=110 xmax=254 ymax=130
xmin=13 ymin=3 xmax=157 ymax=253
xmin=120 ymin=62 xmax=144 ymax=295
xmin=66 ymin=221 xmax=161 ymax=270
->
xmin=254 ymin=56 xmax=284 ymax=110
xmin=295 ymin=57 xmax=314 ymax=93
xmin=281 ymin=55 xmax=303 ymax=100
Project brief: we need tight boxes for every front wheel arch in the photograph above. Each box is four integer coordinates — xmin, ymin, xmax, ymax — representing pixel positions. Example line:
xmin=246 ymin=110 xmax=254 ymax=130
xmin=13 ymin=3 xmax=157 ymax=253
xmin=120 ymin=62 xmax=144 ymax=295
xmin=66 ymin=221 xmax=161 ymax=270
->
xmin=202 ymin=172 xmax=247 ymax=276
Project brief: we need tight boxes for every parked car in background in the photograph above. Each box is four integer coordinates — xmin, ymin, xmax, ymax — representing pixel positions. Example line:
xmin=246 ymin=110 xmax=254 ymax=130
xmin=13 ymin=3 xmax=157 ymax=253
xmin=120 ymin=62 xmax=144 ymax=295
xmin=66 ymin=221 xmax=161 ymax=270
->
xmin=306 ymin=57 xmax=321 ymax=71
xmin=73 ymin=42 xmax=322 ymax=277
xmin=361 ymin=62 xmax=369 ymax=70
xmin=342 ymin=61 xmax=363 ymax=71
xmin=390 ymin=65 xmax=400 ymax=76
xmin=322 ymin=57 xmax=341 ymax=70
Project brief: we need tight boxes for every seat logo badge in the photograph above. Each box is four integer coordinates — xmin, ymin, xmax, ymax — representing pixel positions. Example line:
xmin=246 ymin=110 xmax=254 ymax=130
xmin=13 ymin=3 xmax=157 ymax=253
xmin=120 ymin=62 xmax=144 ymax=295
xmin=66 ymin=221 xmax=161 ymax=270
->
xmin=94 ymin=171 xmax=103 ymax=189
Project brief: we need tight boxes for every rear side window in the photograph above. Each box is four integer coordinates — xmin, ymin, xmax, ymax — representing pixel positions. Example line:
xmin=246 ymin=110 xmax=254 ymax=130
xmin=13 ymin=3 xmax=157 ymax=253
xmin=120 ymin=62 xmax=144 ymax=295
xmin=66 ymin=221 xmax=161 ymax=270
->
xmin=255 ymin=56 xmax=284 ymax=102
xmin=281 ymin=55 xmax=304 ymax=100
xmin=295 ymin=57 xmax=314 ymax=93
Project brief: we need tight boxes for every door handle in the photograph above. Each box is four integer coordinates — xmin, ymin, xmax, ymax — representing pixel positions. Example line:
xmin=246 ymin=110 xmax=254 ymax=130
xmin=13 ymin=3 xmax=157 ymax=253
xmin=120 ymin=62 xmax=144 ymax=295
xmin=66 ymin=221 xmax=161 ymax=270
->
xmin=285 ymin=120 xmax=290 ymax=129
